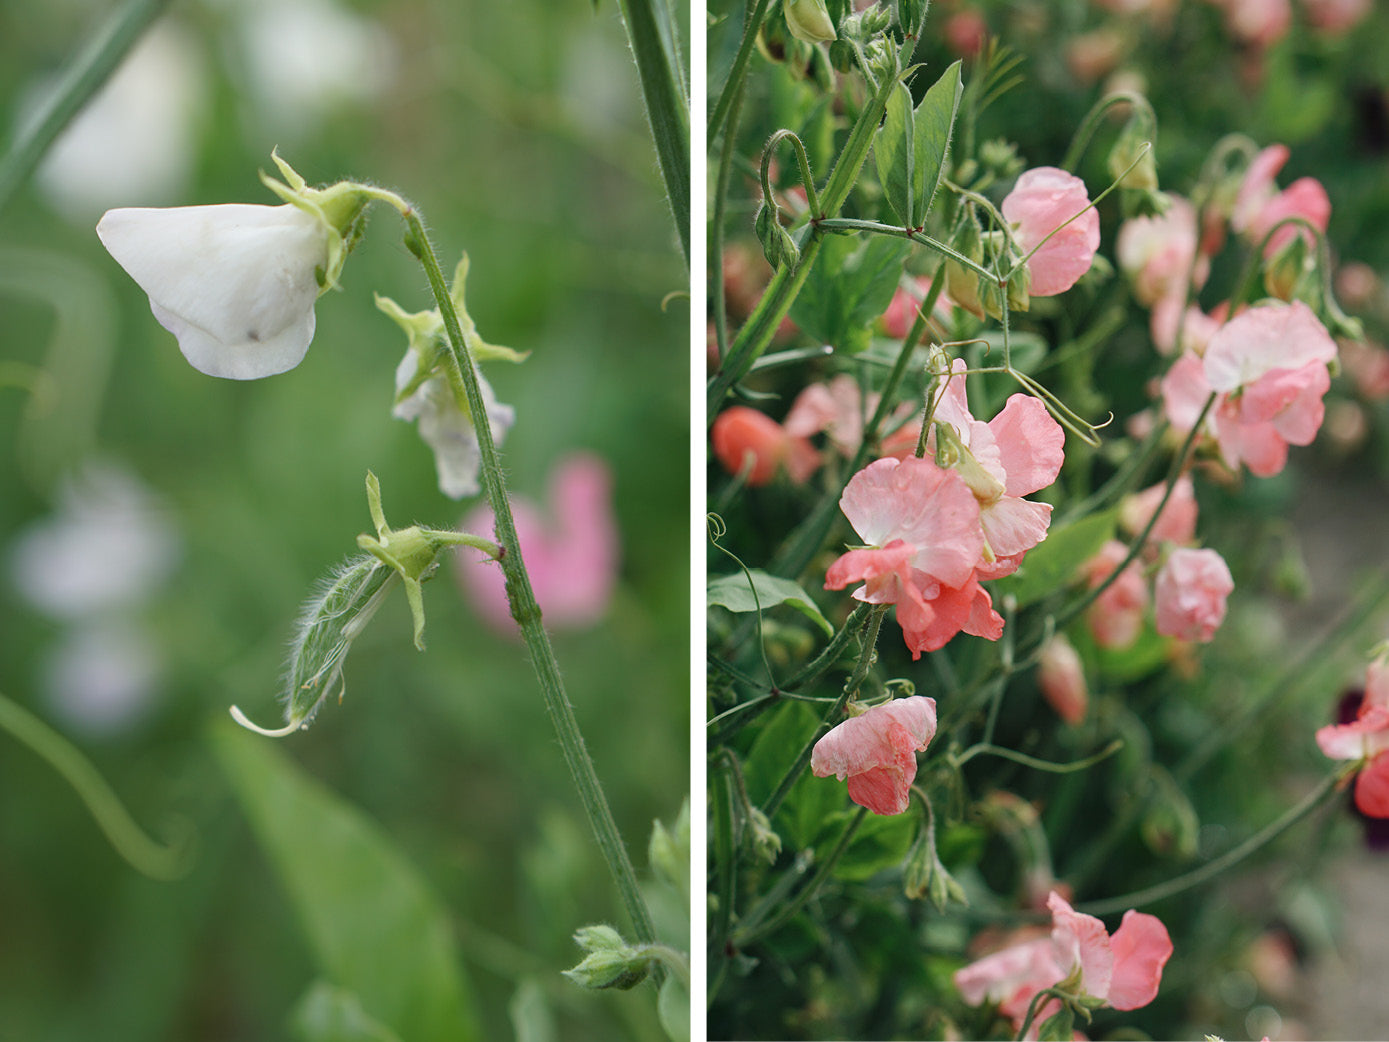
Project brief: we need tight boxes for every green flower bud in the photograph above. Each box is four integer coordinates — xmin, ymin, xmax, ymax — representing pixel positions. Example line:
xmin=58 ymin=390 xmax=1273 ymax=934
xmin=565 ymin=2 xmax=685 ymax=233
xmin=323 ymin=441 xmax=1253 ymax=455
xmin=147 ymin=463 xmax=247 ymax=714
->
xmin=564 ymin=925 xmax=652 ymax=990
xmin=784 ymin=0 xmax=837 ymax=44
xmin=754 ymin=202 xmax=800 ymax=270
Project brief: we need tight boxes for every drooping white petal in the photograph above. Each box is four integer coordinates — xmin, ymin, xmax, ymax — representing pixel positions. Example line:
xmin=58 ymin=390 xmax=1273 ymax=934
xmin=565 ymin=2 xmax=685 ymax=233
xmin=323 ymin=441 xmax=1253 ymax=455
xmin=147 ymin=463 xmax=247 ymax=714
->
xmin=97 ymin=203 xmax=328 ymax=379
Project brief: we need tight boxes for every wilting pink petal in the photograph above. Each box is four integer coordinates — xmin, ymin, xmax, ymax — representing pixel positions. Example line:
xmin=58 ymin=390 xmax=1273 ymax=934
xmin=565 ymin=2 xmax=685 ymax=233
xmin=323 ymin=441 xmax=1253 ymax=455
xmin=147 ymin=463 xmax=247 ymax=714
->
xmin=459 ymin=453 xmax=618 ymax=634
xmin=811 ymin=696 xmax=938 ymax=815
xmin=1154 ymin=547 xmax=1233 ymax=642
xmin=1002 ymin=167 xmax=1101 ymax=297
xmin=1038 ymin=634 xmax=1088 ymax=725
xmin=1107 ymin=910 xmax=1175 ymax=1010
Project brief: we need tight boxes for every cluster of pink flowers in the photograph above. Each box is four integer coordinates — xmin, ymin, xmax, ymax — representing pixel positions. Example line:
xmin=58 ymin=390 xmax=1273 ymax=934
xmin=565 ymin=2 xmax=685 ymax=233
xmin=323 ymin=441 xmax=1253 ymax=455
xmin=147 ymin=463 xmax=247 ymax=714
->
xmin=824 ymin=362 xmax=1065 ymax=659
xmin=810 ymin=695 xmax=937 ymax=815
xmin=955 ymin=890 xmax=1173 ymax=1035
xmin=1316 ymin=654 xmax=1389 ymax=818
xmin=1202 ymin=0 xmax=1370 ymax=48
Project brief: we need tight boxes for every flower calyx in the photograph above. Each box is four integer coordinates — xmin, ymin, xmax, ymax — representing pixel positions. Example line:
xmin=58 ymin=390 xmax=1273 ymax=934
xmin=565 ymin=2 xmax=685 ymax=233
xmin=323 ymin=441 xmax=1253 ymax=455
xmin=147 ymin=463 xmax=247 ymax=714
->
xmin=356 ymin=471 xmax=500 ymax=649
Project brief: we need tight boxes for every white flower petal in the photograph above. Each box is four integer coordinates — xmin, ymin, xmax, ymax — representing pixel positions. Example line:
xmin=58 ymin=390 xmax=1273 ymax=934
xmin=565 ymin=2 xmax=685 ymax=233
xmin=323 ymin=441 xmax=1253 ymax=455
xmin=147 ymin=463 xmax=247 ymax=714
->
xmin=97 ymin=202 xmax=327 ymax=379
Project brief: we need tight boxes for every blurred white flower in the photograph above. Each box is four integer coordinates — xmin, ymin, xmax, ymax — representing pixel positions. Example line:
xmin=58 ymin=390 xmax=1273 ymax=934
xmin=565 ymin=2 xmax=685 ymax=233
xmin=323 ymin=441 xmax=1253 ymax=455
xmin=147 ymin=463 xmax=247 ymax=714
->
xmin=234 ymin=0 xmax=395 ymax=137
xmin=42 ymin=622 xmax=161 ymax=737
xmin=97 ymin=202 xmax=329 ymax=379
xmin=393 ymin=353 xmax=516 ymax=500
xmin=10 ymin=462 xmax=178 ymax=619
xmin=28 ymin=22 xmax=206 ymax=219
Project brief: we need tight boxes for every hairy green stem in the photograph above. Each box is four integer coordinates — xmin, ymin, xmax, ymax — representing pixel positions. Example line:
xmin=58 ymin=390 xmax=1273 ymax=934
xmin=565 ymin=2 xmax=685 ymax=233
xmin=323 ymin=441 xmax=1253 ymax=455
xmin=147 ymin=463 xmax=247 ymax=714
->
xmin=0 ymin=690 xmax=189 ymax=880
xmin=403 ymin=212 xmax=657 ymax=952
xmin=707 ymin=0 xmax=773 ymax=149
xmin=0 ymin=0 xmax=172 ymax=213
xmin=615 ymin=0 xmax=690 ymax=265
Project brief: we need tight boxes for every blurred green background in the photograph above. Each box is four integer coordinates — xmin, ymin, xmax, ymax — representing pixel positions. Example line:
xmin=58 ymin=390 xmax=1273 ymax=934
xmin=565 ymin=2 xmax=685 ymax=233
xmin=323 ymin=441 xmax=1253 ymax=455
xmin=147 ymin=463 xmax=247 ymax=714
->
xmin=0 ymin=0 xmax=688 ymax=1039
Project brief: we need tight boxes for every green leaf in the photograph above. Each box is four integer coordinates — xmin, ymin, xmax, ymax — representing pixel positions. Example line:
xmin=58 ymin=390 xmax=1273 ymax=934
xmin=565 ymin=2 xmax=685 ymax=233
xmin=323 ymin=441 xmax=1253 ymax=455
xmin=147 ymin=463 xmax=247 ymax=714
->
xmin=290 ymin=981 xmax=402 ymax=1042
xmin=990 ymin=508 xmax=1117 ymax=609
xmin=822 ymin=807 xmax=916 ymax=882
xmin=707 ymin=569 xmax=833 ymax=637
xmin=874 ymin=82 xmax=916 ymax=226
xmin=211 ymin=724 xmax=479 ymax=1042
xmin=741 ymin=700 xmax=818 ymax=807
xmin=1038 ymin=1004 xmax=1076 ymax=1042
xmin=657 ymin=975 xmax=691 ymax=1042
xmin=789 ymin=233 xmax=911 ymax=353
xmin=909 ymin=60 xmax=964 ymax=228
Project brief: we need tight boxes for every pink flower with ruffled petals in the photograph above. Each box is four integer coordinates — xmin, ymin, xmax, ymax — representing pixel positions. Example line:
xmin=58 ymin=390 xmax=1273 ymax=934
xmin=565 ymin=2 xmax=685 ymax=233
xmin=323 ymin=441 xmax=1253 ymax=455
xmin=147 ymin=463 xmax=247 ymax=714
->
xmin=1317 ymin=658 xmax=1389 ymax=817
xmin=956 ymin=891 xmax=1173 ymax=1032
xmin=784 ymin=374 xmax=917 ymax=459
xmin=711 ymin=405 xmax=820 ymax=485
xmin=1154 ymin=547 xmax=1233 ymax=642
xmin=1117 ymin=195 xmax=1209 ymax=308
xmin=932 ymin=359 xmax=1066 ymax=568
xmin=458 ymin=453 xmax=618 ymax=634
xmin=1002 ymin=167 xmax=1101 ymax=297
xmin=1231 ymin=144 xmax=1330 ymax=255
xmin=825 ymin=456 xmax=1000 ymax=657
xmin=811 ymin=696 xmax=937 ymax=815
xmin=1084 ymin=539 xmax=1149 ymax=649
xmin=1121 ymin=474 xmax=1198 ymax=547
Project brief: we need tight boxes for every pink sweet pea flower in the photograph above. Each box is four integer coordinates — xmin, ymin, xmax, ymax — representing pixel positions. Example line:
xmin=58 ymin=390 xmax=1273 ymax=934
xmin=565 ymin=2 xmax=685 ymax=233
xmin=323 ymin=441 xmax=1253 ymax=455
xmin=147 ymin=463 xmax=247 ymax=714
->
xmin=1317 ymin=659 xmax=1389 ymax=817
xmin=955 ymin=891 xmax=1173 ymax=1032
xmin=1231 ymin=144 xmax=1330 ymax=256
xmin=1084 ymin=539 xmax=1149 ymax=649
xmin=811 ymin=696 xmax=937 ymax=815
xmin=711 ymin=405 xmax=820 ymax=485
xmin=880 ymin=275 xmax=953 ymax=339
xmin=1207 ymin=0 xmax=1291 ymax=47
xmin=1002 ymin=167 xmax=1101 ymax=297
xmin=458 ymin=453 xmax=618 ymax=634
xmin=1117 ymin=195 xmax=1209 ymax=309
xmin=824 ymin=456 xmax=1001 ymax=658
xmin=931 ymin=359 xmax=1066 ymax=568
xmin=1154 ymin=546 xmax=1233 ymax=642
xmin=783 ymin=374 xmax=918 ymax=459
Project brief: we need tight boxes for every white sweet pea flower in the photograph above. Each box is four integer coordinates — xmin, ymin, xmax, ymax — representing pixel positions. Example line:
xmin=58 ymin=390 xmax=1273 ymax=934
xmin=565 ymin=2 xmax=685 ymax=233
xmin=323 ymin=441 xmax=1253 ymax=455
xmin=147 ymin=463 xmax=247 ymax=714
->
xmin=393 ymin=353 xmax=515 ymax=499
xmin=96 ymin=152 xmax=399 ymax=380
xmin=97 ymin=202 xmax=329 ymax=379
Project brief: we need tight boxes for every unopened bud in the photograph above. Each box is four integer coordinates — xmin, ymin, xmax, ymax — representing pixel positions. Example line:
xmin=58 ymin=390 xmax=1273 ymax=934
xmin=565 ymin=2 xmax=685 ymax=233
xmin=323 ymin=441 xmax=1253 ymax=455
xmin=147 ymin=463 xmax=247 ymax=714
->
xmin=784 ymin=0 xmax=837 ymax=43
xmin=755 ymin=203 xmax=800 ymax=270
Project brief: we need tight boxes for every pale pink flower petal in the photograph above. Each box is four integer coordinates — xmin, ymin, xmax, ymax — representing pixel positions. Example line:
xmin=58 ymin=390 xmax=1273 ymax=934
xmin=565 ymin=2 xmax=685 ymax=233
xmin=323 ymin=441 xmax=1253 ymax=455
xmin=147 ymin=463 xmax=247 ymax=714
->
xmin=811 ymin=696 xmax=938 ymax=815
xmin=1117 ymin=196 xmax=1207 ymax=307
xmin=954 ymin=936 xmax=1062 ymax=1008
xmin=1203 ymin=301 xmax=1337 ymax=393
xmin=1251 ymin=177 xmax=1331 ymax=256
xmin=979 ymin=496 xmax=1053 ymax=558
xmin=900 ymin=573 xmax=1004 ymax=658
xmin=1002 ymin=167 xmax=1101 ymax=297
xmin=1085 ymin=540 xmax=1150 ymax=649
xmin=1211 ymin=406 xmax=1289 ymax=477
xmin=824 ymin=541 xmax=916 ymax=602
xmin=1107 ymin=910 xmax=1174 ymax=1010
xmin=1232 ymin=144 xmax=1290 ymax=232
xmin=1048 ymin=892 xmax=1115 ymax=1002
xmin=1154 ymin=547 xmax=1233 ymax=642
xmin=838 ymin=457 xmax=983 ymax=588
xmin=1238 ymin=361 xmax=1330 ymax=445
xmin=1315 ymin=703 xmax=1389 ymax=761
xmin=989 ymin=394 xmax=1066 ymax=497
xmin=1160 ymin=352 xmax=1216 ymax=434
xmin=1367 ymin=660 xmax=1389 ymax=709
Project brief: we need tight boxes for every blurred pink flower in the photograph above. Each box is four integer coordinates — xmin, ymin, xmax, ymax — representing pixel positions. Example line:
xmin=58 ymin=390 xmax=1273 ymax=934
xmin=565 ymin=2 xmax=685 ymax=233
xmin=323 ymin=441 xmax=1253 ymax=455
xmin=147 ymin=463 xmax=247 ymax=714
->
xmin=1117 ymin=195 xmax=1208 ymax=308
xmin=1038 ymin=634 xmax=1088 ymax=724
xmin=811 ymin=696 xmax=937 ymax=815
xmin=783 ymin=374 xmax=917 ymax=459
xmin=1150 ymin=296 xmax=1221 ymax=356
xmin=824 ymin=455 xmax=1002 ymax=658
xmin=1231 ymin=144 xmax=1330 ymax=256
xmin=1302 ymin=0 xmax=1371 ymax=33
xmin=1317 ymin=658 xmax=1389 ymax=817
xmin=1154 ymin=547 xmax=1233 ymax=642
xmin=1120 ymin=474 xmax=1198 ymax=547
xmin=711 ymin=405 xmax=819 ymax=485
xmin=880 ymin=275 xmax=953 ymax=339
xmin=1085 ymin=539 xmax=1149 ymax=649
xmin=1340 ymin=338 xmax=1389 ymax=401
xmin=458 ymin=453 xmax=618 ymax=634
xmin=956 ymin=891 xmax=1173 ymax=1031
xmin=1208 ymin=0 xmax=1291 ymax=47
xmin=1002 ymin=167 xmax=1101 ymax=297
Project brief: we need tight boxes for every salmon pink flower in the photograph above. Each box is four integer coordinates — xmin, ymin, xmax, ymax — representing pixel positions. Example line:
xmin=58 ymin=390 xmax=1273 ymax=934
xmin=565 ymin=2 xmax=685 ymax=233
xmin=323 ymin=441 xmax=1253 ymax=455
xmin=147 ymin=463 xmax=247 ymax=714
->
xmin=1120 ymin=475 xmax=1198 ymax=547
xmin=824 ymin=456 xmax=1001 ymax=658
xmin=1154 ymin=547 xmax=1233 ymax=642
xmin=711 ymin=405 xmax=819 ymax=485
xmin=1084 ymin=539 xmax=1149 ymax=649
xmin=1001 ymin=167 xmax=1101 ymax=297
xmin=956 ymin=891 xmax=1173 ymax=1031
xmin=458 ymin=453 xmax=617 ymax=634
xmin=1317 ymin=657 xmax=1389 ymax=817
xmin=811 ymin=696 xmax=937 ymax=815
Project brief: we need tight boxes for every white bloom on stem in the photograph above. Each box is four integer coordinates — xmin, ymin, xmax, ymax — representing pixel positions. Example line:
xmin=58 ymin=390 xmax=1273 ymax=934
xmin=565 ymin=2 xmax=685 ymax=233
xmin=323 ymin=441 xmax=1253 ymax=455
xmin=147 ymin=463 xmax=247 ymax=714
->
xmin=96 ymin=202 xmax=329 ymax=379
xmin=393 ymin=352 xmax=515 ymax=500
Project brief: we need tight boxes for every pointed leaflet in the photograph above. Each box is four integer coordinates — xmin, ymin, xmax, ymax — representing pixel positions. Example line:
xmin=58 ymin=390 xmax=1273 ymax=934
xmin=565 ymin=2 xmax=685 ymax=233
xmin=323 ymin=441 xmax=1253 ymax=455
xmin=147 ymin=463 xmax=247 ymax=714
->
xmin=708 ymin=569 xmax=833 ymax=637
xmin=910 ymin=60 xmax=963 ymax=228
xmin=875 ymin=82 xmax=917 ymax=227
xmin=212 ymin=725 xmax=479 ymax=1042
xmin=788 ymin=233 xmax=910 ymax=353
